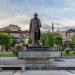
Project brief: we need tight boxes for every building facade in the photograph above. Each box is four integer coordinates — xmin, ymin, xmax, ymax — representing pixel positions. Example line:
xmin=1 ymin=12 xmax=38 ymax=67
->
xmin=0 ymin=24 xmax=29 ymax=43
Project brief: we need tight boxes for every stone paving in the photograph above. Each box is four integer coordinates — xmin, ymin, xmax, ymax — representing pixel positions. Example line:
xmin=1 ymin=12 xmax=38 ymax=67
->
xmin=0 ymin=58 xmax=75 ymax=74
xmin=0 ymin=57 xmax=75 ymax=67
xmin=53 ymin=59 xmax=75 ymax=67
xmin=0 ymin=70 xmax=75 ymax=75
xmin=0 ymin=57 xmax=75 ymax=70
xmin=0 ymin=57 xmax=25 ymax=65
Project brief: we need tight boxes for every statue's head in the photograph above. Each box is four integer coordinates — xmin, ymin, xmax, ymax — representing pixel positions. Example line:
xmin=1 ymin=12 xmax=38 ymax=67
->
xmin=34 ymin=13 xmax=38 ymax=18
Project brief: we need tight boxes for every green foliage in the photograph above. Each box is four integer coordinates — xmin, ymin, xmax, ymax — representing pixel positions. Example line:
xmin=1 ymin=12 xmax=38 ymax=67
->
xmin=55 ymin=36 xmax=63 ymax=45
xmin=13 ymin=45 xmax=23 ymax=55
xmin=0 ymin=52 xmax=16 ymax=57
xmin=73 ymin=51 xmax=75 ymax=54
xmin=28 ymin=31 xmax=63 ymax=48
xmin=46 ymin=32 xmax=55 ymax=48
xmin=63 ymin=51 xmax=75 ymax=56
xmin=40 ymin=32 xmax=46 ymax=46
xmin=28 ymin=36 xmax=32 ymax=44
xmin=40 ymin=32 xmax=59 ymax=48
xmin=0 ymin=33 xmax=13 ymax=49
xmin=66 ymin=50 xmax=70 ymax=55
xmin=71 ymin=35 xmax=75 ymax=48
xmin=11 ymin=39 xmax=17 ymax=47
xmin=55 ymin=35 xmax=63 ymax=50
xmin=40 ymin=32 xmax=63 ymax=48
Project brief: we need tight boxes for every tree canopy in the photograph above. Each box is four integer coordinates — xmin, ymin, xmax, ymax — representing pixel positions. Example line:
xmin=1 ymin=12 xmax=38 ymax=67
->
xmin=46 ymin=32 xmax=55 ymax=48
xmin=71 ymin=35 xmax=75 ymax=48
xmin=55 ymin=35 xmax=63 ymax=45
xmin=0 ymin=33 xmax=13 ymax=50
xmin=40 ymin=32 xmax=63 ymax=48
xmin=27 ymin=31 xmax=63 ymax=48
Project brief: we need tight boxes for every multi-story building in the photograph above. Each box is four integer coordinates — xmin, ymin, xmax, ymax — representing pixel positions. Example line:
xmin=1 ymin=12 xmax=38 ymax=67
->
xmin=0 ymin=24 xmax=21 ymax=31
xmin=58 ymin=29 xmax=75 ymax=48
xmin=0 ymin=24 xmax=29 ymax=43
xmin=66 ymin=29 xmax=75 ymax=40
xmin=58 ymin=31 xmax=68 ymax=41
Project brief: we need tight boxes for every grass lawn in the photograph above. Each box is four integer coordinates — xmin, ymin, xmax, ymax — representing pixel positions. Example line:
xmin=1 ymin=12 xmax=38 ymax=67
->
xmin=63 ymin=51 xmax=75 ymax=57
xmin=0 ymin=52 xmax=16 ymax=57
xmin=1 ymin=51 xmax=75 ymax=57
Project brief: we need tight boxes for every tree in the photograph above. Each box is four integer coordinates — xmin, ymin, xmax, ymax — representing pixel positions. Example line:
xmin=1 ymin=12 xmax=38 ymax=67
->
xmin=0 ymin=33 xmax=13 ymax=51
xmin=11 ymin=39 xmax=17 ymax=47
xmin=55 ymin=35 xmax=63 ymax=57
xmin=40 ymin=32 xmax=55 ymax=47
xmin=71 ymin=35 xmax=75 ymax=48
xmin=40 ymin=32 xmax=59 ymax=48
xmin=40 ymin=32 xmax=47 ymax=46
xmin=13 ymin=44 xmax=23 ymax=55
xmin=55 ymin=35 xmax=63 ymax=50
xmin=28 ymin=36 xmax=32 ymax=44
xmin=46 ymin=32 xmax=55 ymax=48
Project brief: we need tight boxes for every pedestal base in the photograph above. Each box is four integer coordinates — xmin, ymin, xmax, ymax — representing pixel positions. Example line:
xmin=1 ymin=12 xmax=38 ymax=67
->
xmin=18 ymin=46 xmax=61 ymax=70
xmin=25 ymin=58 xmax=50 ymax=64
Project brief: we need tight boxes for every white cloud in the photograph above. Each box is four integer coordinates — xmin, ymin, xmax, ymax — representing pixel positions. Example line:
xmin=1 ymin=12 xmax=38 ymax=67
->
xmin=0 ymin=0 xmax=75 ymax=31
xmin=0 ymin=15 xmax=31 ymax=30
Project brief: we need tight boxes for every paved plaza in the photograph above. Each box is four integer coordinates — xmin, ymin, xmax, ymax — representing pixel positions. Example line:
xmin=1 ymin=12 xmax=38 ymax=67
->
xmin=0 ymin=57 xmax=75 ymax=67
xmin=54 ymin=59 xmax=75 ymax=67
xmin=0 ymin=57 xmax=25 ymax=65
xmin=0 ymin=70 xmax=75 ymax=75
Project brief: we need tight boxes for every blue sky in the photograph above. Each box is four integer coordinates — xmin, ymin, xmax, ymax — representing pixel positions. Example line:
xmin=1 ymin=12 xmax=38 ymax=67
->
xmin=0 ymin=0 xmax=75 ymax=31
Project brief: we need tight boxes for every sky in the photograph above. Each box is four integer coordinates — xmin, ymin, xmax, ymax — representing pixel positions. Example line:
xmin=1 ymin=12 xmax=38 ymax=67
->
xmin=0 ymin=0 xmax=75 ymax=31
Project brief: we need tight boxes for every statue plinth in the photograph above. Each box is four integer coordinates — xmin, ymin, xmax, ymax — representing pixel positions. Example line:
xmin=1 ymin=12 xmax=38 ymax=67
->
xmin=27 ymin=46 xmax=49 ymax=51
xmin=18 ymin=46 xmax=61 ymax=70
xmin=26 ymin=46 xmax=50 ymax=64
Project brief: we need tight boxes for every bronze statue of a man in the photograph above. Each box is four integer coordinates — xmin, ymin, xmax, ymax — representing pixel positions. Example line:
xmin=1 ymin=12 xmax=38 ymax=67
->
xmin=30 ymin=13 xmax=41 ymax=46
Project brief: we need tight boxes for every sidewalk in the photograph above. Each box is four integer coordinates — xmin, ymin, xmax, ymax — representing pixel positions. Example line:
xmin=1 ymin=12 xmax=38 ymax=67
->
xmin=54 ymin=58 xmax=75 ymax=67
xmin=0 ymin=57 xmax=25 ymax=65
xmin=0 ymin=70 xmax=75 ymax=75
xmin=0 ymin=57 xmax=75 ymax=70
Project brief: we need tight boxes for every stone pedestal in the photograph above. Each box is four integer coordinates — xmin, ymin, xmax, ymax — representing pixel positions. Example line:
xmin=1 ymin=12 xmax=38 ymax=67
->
xmin=18 ymin=46 xmax=61 ymax=70
xmin=25 ymin=58 xmax=50 ymax=64
xmin=25 ymin=47 xmax=50 ymax=64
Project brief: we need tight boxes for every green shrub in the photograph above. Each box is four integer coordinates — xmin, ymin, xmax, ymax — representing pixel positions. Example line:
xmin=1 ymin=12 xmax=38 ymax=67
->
xmin=13 ymin=45 xmax=23 ymax=55
xmin=66 ymin=50 xmax=70 ymax=55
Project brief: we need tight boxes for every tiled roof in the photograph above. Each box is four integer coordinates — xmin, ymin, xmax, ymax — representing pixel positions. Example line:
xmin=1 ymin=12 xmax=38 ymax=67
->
xmin=0 ymin=30 xmax=29 ymax=34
